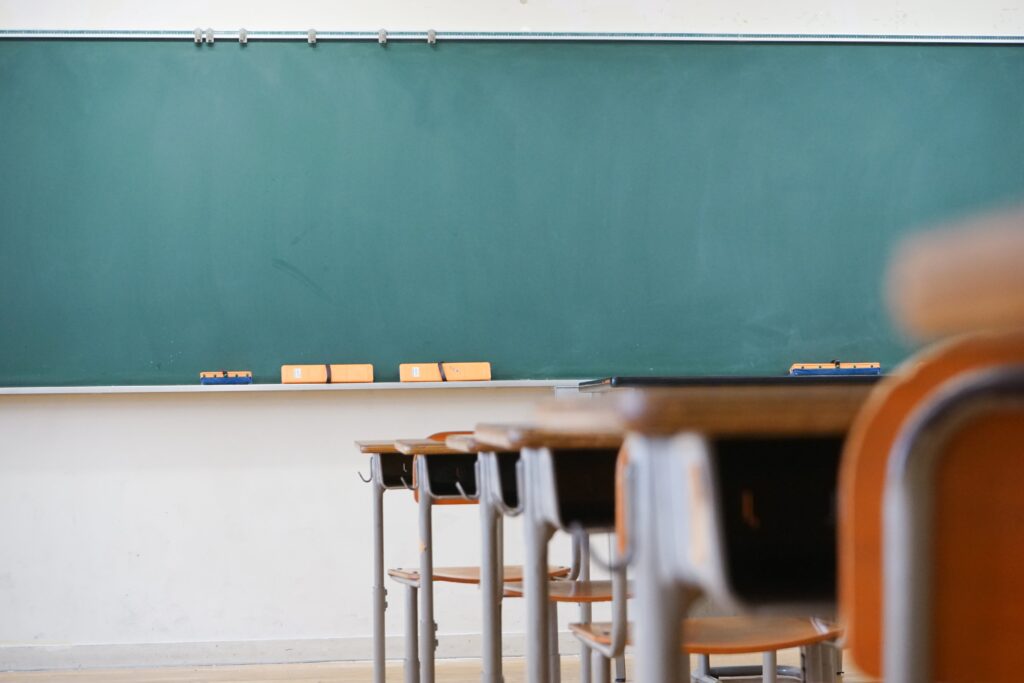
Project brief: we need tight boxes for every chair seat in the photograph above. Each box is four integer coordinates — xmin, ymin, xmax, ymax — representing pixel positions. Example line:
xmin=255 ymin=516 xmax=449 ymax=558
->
xmin=503 ymin=580 xmax=628 ymax=603
xmin=570 ymin=616 xmax=841 ymax=655
xmin=387 ymin=565 xmax=570 ymax=586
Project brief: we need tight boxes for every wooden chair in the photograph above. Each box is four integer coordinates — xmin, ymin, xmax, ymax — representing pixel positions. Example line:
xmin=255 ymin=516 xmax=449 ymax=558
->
xmin=571 ymin=617 xmax=841 ymax=683
xmin=503 ymin=579 xmax=626 ymax=683
xmin=885 ymin=206 xmax=1024 ymax=341
xmin=838 ymin=333 xmax=1024 ymax=678
xmin=840 ymin=209 xmax=1024 ymax=682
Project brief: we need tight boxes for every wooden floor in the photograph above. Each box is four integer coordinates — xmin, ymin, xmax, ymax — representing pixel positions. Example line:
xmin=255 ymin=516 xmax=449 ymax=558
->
xmin=1 ymin=654 xmax=877 ymax=682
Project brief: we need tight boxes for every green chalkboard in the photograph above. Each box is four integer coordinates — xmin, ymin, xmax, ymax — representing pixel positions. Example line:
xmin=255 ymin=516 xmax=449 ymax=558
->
xmin=0 ymin=40 xmax=1022 ymax=386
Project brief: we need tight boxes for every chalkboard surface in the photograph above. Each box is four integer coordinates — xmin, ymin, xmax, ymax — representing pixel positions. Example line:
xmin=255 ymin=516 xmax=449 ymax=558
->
xmin=1 ymin=40 xmax=1022 ymax=386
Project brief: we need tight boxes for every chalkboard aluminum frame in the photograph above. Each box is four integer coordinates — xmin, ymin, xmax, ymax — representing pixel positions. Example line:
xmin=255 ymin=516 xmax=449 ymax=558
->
xmin=1 ymin=29 xmax=1023 ymax=43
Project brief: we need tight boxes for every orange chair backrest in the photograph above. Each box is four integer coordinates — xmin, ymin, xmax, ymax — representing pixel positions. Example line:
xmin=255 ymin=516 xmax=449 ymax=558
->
xmin=427 ymin=430 xmax=472 ymax=442
xmin=839 ymin=331 xmax=1024 ymax=678
xmin=927 ymin=405 xmax=1024 ymax=681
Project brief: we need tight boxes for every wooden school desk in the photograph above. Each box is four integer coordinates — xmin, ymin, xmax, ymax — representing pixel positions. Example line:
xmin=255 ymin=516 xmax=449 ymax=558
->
xmin=358 ymin=435 xmax=489 ymax=683
xmin=473 ymin=424 xmax=623 ymax=683
xmin=393 ymin=438 xmax=478 ymax=683
xmin=443 ymin=433 xmax=520 ymax=683
xmin=355 ymin=440 xmax=416 ymax=683
xmin=537 ymin=378 xmax=876 ymax=683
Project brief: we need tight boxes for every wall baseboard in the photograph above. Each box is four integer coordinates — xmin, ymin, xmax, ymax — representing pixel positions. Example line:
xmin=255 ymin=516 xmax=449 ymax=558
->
xmin=0 ymin=632 xmax=583 ymax=672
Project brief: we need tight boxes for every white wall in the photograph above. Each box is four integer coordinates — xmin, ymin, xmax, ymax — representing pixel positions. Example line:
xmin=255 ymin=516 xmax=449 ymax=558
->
xmin=0 ymin=0 xmax=1021 ymax=36
xmin=0 ymin=387 xmax=594 ymax=670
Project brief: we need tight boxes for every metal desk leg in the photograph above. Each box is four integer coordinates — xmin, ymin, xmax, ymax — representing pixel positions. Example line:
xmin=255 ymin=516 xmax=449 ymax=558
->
xmin=417 ymin=457 xmax=436 ymax=683
xmin=548 ymin=600 xmax=561 ymax=683
xmin=480 ymin=482 xmax=502 ymax=683
xmin=632 ymin=436 xmax=688 ymax=683
xmin=613 ymin=656 xmax=625 ymax=683
xmin=524 ymin=448 xmax=554 ymax=683
xmin=578 ymin=533 xmax=591 ymax=683
xmin=405 ymin=584 xmax=420 ymax=683
xmin=371 ymin=455 xmax=387 ymax=683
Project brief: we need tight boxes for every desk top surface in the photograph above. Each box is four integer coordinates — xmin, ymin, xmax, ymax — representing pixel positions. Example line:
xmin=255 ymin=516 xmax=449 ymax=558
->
xmin=395 ymin=438 xmax=468 ymax=456
xmin=473 ymin=423 xmax=624 ymax=450
xmin=355 ymin=440 xmax=402 ymax=454
xmin=445 ymin=433 xmax=487 ymax=453
xmin=541 ymin=382 xmax=877 ymax=436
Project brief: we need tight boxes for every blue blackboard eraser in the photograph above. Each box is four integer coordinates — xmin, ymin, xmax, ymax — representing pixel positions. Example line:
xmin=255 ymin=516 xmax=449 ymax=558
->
xmin=789 ymin=362 xmax=881 ymax=376
xmin=200 ymin=370 xmax=254 ymax=385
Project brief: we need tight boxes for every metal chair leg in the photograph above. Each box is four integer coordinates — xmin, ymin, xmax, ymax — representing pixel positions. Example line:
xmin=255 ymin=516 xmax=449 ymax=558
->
xmin=404 ymin=584 xmax=420 ymax=683
xmin=762 ymin=650 xmax=777 ymax=683
xmin=592 ymin=649 xmax=610 ymax=683
xmin=802 ymin=641 xmax=842 ymax=683
xmin=614 ymin=655 xmax=626 ymax=682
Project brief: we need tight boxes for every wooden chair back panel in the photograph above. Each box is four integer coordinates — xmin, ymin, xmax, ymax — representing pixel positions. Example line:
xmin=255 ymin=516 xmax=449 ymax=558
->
xmin=428 ymin=431 xmax=472 ymax=442
xmin=932 ymin=410 xmax=1024 ymax=681
xmin=839 ymin=332 xmax=1024 ymax=677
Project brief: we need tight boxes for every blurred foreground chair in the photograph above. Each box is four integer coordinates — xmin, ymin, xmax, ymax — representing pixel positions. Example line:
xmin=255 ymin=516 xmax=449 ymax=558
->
xmin=841 ymin=207 xmax=1024 ymax=682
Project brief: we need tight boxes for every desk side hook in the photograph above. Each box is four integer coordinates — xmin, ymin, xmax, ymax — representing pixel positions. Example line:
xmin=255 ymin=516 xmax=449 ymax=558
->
xmin=490 ymin=456 xmax=525 ymax=516
xmin=454 ymin=479 xmax=474 ymax=501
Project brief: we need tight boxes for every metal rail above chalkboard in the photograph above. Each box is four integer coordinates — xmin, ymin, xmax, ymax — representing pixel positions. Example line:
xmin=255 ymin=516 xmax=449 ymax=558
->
xmin=1 ymin=29 xmax=1022 ymax=43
